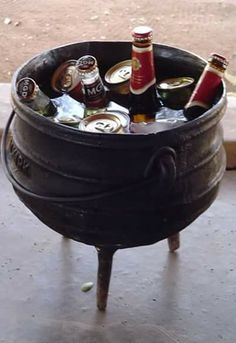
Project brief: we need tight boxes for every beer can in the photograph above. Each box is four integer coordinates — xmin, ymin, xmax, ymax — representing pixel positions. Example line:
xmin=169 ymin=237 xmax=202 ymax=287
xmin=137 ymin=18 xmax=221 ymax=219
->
xmin=51 ymin=60 xmax=83 ymax=102
xmin=157 ymin=76 xmax=195 ymax=109
xmin=104 ymin=60 xmax=132 ymax=95
xmin=79 ymin=111 xmax=130 ymax=134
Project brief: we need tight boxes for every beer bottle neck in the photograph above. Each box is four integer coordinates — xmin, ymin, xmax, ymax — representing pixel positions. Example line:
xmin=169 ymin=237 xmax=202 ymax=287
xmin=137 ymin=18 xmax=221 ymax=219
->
xmin=184 ymin=55 xmax=228 ymax=120
xmin=130 ymin=41 xmax=156 ymax=95
xmin=132 ymin=39 xmax=152 ymax=49
xmin=79 ymin=67 xmax=100 ymax=85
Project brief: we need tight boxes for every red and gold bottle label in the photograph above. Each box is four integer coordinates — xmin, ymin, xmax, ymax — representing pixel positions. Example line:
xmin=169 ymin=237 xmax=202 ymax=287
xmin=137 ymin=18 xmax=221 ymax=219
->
xmin=130 ymin=45 xmax=156 ymax=95
xmin=185 ymin=65 xmax=224 ymax=109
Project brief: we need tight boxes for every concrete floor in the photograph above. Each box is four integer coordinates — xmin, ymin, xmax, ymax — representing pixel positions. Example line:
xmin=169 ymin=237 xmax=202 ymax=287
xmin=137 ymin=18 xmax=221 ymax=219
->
xmin=0 ymin=162 xmax=236 ymax=343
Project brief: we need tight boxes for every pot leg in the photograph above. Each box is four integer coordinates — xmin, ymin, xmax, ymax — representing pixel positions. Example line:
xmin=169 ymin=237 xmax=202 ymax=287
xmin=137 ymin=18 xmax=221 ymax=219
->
xmin=167 ymin=233 xmax=180 ymax=252
xmin=96 ymin=247 xmax=117 ymax=311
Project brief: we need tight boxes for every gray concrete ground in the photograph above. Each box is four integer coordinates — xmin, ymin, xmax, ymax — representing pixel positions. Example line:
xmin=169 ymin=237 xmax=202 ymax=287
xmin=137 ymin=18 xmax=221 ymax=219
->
xmin=0 ymin=83 xmax=11 ymax=136
xmin=222 ymin=95 xmax=236 ymax=169
xmin=0 ymin=161 xmax=236 ymax=343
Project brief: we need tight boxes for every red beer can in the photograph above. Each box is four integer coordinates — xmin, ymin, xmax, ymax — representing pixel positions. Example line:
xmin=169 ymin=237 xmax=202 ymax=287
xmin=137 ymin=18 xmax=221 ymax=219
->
xmin=51 ymin=60 xmax=83 ymax=102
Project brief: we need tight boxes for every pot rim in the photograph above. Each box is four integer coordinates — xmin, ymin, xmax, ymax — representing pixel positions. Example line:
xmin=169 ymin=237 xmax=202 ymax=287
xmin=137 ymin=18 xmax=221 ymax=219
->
xmin=10 ymin=40 xmax=227 ymax=147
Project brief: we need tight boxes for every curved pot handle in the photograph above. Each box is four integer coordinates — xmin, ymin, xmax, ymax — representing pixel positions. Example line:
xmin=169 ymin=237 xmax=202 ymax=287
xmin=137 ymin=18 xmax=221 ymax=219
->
xmin=144 ymin=146 xmax=176 ymax=197
xmin=1 ymin=110 xmax=176 ymax=203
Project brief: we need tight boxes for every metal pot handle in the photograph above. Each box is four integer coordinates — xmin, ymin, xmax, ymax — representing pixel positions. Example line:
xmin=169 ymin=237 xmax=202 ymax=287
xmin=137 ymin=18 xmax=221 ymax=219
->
xmin=1 ymin=110 xmax=176 ymax=203
xmin=144 ymin=146 xmax=176 ymax=194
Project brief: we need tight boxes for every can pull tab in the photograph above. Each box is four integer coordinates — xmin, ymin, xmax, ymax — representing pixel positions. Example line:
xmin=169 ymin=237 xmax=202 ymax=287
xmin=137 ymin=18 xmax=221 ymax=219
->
xmin=118 ymin=67 xmax=131 ymax=81
xmin=94 ymin=120 xmax=119 ymax=133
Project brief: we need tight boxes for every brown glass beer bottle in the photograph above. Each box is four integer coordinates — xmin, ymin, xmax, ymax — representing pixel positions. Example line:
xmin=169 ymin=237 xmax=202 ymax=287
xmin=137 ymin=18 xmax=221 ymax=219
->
xmin=76 ymin=55 xmax=108 ymax=116
xmin=184 ymin=53 xmax=229 ymax=120
xmin=16 ymin=77 xmax=57 ymax=117
xmin=129 ymin=26 xmax=163 ymax=123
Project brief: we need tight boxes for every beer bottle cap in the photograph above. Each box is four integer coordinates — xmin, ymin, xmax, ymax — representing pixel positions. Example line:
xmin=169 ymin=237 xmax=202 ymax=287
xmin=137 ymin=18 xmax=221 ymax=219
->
xmin=76 ymin=55 xmax=97 ymax=73
xmin=16 ymin=77 xmax=38 ymax=101
xmin=209 ymin=53 xmax=229 ymax=70
xmin=132 ymin=26 xmax=153 ymax=42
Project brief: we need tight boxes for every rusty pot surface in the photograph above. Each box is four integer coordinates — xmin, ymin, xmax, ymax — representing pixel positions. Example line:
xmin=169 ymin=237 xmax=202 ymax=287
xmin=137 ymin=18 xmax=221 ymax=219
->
xmin=2 ymin=41 xmax=226 ymax=248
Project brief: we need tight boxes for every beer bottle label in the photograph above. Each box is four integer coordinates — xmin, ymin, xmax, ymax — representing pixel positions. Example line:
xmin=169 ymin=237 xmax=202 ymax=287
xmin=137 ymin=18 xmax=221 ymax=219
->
xmin=130 ymin=45 xmax=156 ymax=95
xmin=185 ymin=66 xmax=223 ymax=109
xmin=83 ymin=77 xmax=106 ymax=108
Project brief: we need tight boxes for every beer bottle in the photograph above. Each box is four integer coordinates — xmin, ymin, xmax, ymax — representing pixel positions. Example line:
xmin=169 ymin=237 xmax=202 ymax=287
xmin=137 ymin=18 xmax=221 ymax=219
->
xmin=16 ymin=77 xmax=57 ymax=117
xmin=129 ymin=26 xmax=163 ymax=123
xmin=184 ymin=53 xmax=229 ymax=120
xmin=76 ymin=55 xmax=108 ymax=116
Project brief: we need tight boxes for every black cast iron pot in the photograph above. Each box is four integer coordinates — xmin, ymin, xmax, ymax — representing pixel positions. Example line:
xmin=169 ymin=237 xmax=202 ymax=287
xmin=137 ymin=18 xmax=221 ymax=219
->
xmin=2 ymin=41 xmax=226 ymax=249
xmin=1 ymin=41 xmax=227 ymax=310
